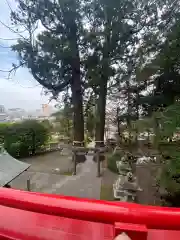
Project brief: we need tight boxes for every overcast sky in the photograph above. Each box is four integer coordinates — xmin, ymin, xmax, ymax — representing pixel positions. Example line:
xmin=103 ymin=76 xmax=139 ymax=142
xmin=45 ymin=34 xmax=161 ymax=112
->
xmin=0 ymin=0 xmax=55 ymax=111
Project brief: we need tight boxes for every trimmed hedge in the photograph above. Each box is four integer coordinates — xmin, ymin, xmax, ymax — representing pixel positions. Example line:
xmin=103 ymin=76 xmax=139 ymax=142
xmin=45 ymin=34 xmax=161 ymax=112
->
xmin=0 ymin=122 xmax=12 ymax=144
xmin=1 ymin=120 xmax=49 ymax=158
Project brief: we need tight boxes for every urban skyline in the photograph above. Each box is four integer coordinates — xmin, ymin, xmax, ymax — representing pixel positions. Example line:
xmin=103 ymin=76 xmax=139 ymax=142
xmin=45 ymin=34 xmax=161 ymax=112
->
xmin=0 ymin=104 xmax=56 ymax=122
xmin=0 ymin=104 xmax=55 ymax=113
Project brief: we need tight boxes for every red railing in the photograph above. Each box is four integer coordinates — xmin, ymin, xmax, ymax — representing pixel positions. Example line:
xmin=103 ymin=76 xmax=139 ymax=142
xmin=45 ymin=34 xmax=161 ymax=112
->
xmin=0 ymin=188 xmax=180 ymax=240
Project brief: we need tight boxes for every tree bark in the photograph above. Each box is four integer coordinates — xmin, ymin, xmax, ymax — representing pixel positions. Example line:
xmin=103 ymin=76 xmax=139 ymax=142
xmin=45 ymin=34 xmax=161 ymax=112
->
xmin=69 ymin=21 xmax=85 ymax=162
xmin=117 ymin=107 xmax=121 ymax=137
xmin=95 ymin=8 xmax=110 ymax=160
xmin=95 ymin=78 xmax=107 ymax=161
xmin=126 ymin=78 xmax=131 ymax=144
xmin=95 ymin=81 xmax=107 ymax=147
xmin=71 ymin=71 xmax=84 ymax=145
xmin=135 ymin=91 xmax=140 ymax=146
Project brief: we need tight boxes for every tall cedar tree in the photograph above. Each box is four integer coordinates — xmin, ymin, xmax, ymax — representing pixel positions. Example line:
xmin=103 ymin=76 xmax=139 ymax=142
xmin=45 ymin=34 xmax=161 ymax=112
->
xmin=84 ymin=0 xmax=176 ymax=147
xmin=10 ymin=0 xmax=179 ymax=150
xmin=11 ymin=0 xmax=85 ymax=146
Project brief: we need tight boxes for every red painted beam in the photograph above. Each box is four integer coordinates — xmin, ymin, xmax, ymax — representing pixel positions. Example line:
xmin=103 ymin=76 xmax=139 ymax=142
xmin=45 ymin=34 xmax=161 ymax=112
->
xmin=1 ymin=202 xmax=179 ymax=240
xmin=114 ymin=222 xmax=148 ymax=240
xmin=0 ymin=188 xmax=180 ymax=231
xmin=0 ymin=204 xmax=114 ymax=240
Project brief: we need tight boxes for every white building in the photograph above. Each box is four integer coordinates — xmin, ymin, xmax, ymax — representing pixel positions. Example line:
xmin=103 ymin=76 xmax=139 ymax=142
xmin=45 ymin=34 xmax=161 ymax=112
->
xmin=0 ymin=105 xmax=6 ymax=114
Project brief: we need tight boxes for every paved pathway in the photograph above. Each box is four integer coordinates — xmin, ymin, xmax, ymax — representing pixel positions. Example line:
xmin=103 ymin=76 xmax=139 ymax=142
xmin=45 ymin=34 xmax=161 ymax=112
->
xmin=46 ymin=142 xmax=101 ymax=199
xmin=11 ymin=142 xmax=101 ymax=199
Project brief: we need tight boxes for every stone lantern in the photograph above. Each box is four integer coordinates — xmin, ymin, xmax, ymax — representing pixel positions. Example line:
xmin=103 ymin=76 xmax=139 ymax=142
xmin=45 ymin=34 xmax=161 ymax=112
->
xmin=113 ymin=155 xmax=142 ymax=201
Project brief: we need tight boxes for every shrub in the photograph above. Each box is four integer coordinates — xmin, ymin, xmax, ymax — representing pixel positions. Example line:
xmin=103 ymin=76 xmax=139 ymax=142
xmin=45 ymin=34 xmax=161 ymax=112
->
xmin=159 ymin=146 xmax=180 ymax=207
xmin=107 ymin=152 xmax=123 ymax=173
xmin=4 ymin=120 xmax=49 ymax=158
xmin=84 ymin=133 xmax=92 ymax=146
xmin=8 ymin=142 xmax=22 ymax=157
xmin=0 ymin=122 xmax=11 ymax=144
xmin=41 ymin=119 xmax=53 ymax=132
xmin=106 ymin=138 xmax=116 ymax=151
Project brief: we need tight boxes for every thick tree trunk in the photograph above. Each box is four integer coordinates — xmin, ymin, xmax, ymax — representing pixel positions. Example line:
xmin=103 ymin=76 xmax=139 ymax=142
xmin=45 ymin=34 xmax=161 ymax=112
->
xmin=117 ymin=107 xmax=121 ymax=137
xmin=126 ymin=79 xmax=132 ymax=145
xmin=95 ymin=84 xmax=107 ymax=146
xmin=71 ymin=74 xmax=84 ymax=144
xmin=69 ymin=20 xmax=85 ymax=162
xmin=135 ymin=92 xmax=140 ymax=146
xmin=71 ymin=57 xmax=85 ymax=162
xmin=95 ymin=79 xmax=107 ymax=161
xmin=95 ymin=9 xmax=110 ymax=160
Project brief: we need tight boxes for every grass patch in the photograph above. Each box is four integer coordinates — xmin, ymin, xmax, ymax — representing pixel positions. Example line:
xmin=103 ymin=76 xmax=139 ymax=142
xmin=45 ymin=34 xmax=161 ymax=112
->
xmin=60 ymin=170 xmax=73 ymax=176
xmin=100 ymin=184 xmax=114 ymax=201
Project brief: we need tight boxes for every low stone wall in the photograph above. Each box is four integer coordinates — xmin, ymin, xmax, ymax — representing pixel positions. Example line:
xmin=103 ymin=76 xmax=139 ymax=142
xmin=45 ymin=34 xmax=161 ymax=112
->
xmin=36 ymin=143 xmax=63 ymax=154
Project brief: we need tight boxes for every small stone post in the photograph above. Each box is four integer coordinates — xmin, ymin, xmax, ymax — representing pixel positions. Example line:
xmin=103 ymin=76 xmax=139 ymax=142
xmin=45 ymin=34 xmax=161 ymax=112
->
xmin=96 ymin=150 xmax=101 ymax=177
xmin=27 ymin=178 xmax=31 ymax=191
xmin=73 ymin=151 xmax=77 ymax=175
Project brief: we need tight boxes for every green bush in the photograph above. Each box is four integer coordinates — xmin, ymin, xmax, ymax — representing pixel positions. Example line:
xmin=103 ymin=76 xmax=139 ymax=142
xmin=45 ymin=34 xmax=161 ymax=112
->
xmin=84 ymin=133 xmax=92 ymax=146
xmin=8 ymin=142 xmax=22 ymax=157
xmin=0 ymin=122 xmax=11 ymax=144
xmin=41 ymin=119 xmax=53 ymax=132
xmin=107 ymin=152 xmax=123 ymax=173
xmin=106 ymin=138 xmax=117 ymax=151
xmin=158 ymin=143 xmax=180 ymax=207
xmin=4 ymin=120 xmax=49 ymax=158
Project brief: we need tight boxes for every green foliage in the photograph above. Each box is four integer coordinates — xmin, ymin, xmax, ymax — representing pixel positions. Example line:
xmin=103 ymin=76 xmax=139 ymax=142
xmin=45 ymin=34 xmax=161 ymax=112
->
xmin=84 ymin=134 xmax=92 ymax=147
xmin=86 ymin=113 xmax=95 ymax=138
xmin=11 ymin=0 xmax=84 ymax=94
xmin=11 ymin=0 xmax=85 ymax=144
xmin=41 ymin=120 xmax=52 ymax=132
xmin=135 ymin=117 xmax=154 ymax=132
xmin=10 ymin=0 xmax=179 ymax=148
xmin=53 ymin=104 xmax=73 ymax=138
xmin=159 ymin=145 xmax=180 ymax=207
xmin=159 ymin=103 xmax=180 ymax=139
xmin=84 ymin=96 xmax=96 ymax=138
xmin=8 ymin=142 xmax=22 ymax=158
xmin=156 ymin=103 xmax=180 ymax=206
xmin=139 ymin=20 xmax=180 ymax=115
xmin=107 ymin=152 xmax=123 ymax=174
xmin=4 ymin=120 xmax=49 ymax=158
xmin=0 ymin=122 xmax=12 ymax=144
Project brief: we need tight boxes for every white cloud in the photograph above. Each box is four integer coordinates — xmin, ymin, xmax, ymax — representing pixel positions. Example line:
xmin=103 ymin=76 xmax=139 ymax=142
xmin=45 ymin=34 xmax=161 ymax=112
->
xmin=0 ymin=0 xmax=54 ymax=111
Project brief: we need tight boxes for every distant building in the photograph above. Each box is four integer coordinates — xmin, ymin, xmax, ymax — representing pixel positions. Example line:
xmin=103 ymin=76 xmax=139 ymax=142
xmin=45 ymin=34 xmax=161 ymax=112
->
xmin=7 ymin=108 xmax=26 ymax=120
xmin=42 ymin=104 xmax=54 ymax=117
xmin=0 ymin=105 xmax=55 ymax=122
xmin=0 ymin=105 xmax=8 ymax=122
xmin=0 ymin=113 xmax=7 ymax=122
